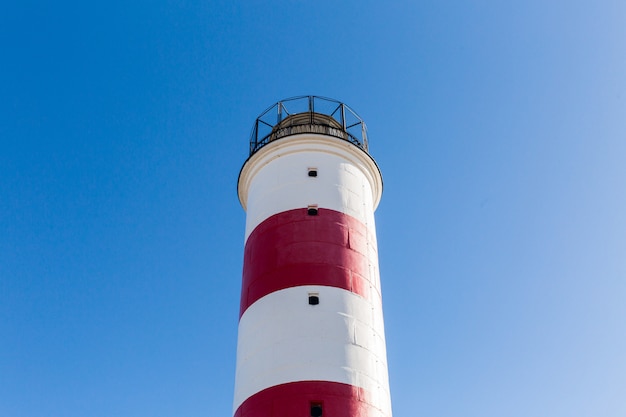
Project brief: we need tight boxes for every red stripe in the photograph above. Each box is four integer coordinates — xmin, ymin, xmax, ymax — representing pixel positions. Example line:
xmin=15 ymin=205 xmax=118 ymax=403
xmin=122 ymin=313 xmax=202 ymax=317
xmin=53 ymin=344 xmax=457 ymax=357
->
xmin=234 ymin=380 xmax=386 ymax=417
xmin=240 ymin=208 xmax=377 ymax=318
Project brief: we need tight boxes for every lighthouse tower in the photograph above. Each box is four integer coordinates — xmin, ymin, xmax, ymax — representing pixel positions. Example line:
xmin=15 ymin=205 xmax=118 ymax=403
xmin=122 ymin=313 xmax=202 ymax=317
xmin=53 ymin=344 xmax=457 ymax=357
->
xmin=234 ymin=96 xmax=391 ymax=417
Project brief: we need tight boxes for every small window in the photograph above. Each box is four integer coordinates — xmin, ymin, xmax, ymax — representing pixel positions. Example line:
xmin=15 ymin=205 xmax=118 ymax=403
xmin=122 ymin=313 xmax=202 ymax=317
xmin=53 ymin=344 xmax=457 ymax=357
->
xmin=308 ymin=168 xmax=318 ymax=177
xmin=311 ymin=402 xmax=323 ymax=417
xmin=307 ymin=205 xmax=318 ymax=216
xmin=308 ymin=292 xmax=319 ymax=305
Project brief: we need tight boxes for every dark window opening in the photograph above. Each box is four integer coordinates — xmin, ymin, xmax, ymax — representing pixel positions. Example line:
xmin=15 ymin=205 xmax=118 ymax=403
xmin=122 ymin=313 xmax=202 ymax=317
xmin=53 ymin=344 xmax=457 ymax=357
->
xmin=307 ymin=206 xmax=318 ymax=216
xmin=311 ymin=402 xmax=323 ymax=417
xmin=308 ymin=294 xmax=319 ymax=305
xmin=308 ymin=168 xmax=318 ymax=177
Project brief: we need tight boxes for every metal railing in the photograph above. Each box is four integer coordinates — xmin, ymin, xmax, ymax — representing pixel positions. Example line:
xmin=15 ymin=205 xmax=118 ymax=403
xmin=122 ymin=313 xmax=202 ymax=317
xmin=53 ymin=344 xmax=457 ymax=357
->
xmin=249 ymin=96 xmax=368 ymax=156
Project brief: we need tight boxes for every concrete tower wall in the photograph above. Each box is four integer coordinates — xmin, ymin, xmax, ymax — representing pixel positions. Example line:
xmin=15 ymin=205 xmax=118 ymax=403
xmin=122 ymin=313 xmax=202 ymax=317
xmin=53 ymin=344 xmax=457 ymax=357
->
xmin=234 ymin=132 xmax=391 ymax=417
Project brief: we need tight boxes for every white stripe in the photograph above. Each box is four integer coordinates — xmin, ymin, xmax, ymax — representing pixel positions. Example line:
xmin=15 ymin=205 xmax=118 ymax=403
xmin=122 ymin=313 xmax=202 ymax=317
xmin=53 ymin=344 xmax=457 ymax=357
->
xmin=238 ymin=134 xmax=383 ymax=241
xmin=233 ymin=286 xmax=392 ymax=415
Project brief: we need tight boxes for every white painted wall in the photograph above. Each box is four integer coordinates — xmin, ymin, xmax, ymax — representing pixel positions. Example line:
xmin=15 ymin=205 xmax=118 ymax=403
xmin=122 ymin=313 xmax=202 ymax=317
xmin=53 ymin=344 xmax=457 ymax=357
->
xmin=233 ymin=285 xmax=392 ymax=416
xmin=238 ymin=134 xmax=383 ymax=241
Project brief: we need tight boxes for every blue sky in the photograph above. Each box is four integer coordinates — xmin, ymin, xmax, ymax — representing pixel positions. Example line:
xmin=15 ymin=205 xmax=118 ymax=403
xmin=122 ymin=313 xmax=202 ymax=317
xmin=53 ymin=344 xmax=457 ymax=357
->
xmin=1 ymin=1 xmax=625 ymax=416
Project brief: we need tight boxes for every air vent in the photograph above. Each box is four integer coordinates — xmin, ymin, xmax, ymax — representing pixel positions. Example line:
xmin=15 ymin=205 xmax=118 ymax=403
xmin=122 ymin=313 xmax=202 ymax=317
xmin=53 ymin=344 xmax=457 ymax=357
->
xmin=308 ymin=293 xmax=320 ymax=305
xmin=310 ymin=402 xmax=323 ymax=417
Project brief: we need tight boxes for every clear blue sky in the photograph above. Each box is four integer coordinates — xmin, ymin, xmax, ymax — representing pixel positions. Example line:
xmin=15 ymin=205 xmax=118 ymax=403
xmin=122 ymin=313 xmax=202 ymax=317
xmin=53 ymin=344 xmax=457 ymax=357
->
xmin=1 ymin=1 xmax=625 ymax=416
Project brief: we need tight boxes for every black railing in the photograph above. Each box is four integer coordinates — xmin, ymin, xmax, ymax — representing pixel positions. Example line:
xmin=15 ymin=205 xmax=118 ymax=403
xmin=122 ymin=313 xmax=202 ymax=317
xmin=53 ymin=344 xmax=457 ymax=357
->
xmin=249 ymin=96 xmax=368 ymax=156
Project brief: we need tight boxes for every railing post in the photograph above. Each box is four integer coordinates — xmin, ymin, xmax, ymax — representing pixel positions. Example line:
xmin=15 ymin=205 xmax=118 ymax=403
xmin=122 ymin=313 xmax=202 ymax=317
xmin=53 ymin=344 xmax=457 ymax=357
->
xmin=362 ymin=124 xmax=367 ymax=151
xmin=309 ymin=96 xmax=314 ymax=125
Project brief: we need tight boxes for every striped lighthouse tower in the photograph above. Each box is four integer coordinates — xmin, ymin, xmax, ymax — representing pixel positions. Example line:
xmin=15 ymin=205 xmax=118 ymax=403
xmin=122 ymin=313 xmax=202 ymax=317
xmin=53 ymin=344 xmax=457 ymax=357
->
xmin=234 ymin=96 xmax=391 ymax=417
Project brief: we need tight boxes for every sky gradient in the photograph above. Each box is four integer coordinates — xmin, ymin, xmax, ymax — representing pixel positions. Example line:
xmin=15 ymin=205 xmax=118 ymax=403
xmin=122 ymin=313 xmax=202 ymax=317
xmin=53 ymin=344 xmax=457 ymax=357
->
xmin=1 ymin=1 xmax=625 ymax=416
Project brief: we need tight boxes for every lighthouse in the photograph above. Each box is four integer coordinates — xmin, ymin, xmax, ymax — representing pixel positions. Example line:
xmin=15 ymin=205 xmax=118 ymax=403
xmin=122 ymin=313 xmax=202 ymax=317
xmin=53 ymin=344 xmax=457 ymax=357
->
xmin=234 ymin=96 xmax=391 ymax=417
